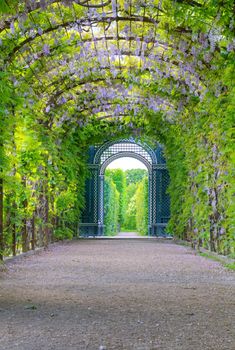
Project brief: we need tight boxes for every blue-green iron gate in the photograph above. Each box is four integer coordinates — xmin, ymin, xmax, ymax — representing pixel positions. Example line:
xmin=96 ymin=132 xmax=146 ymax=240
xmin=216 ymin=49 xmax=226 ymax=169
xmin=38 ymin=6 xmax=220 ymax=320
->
xmin=79 ymin=139 xmax=170 ymax=236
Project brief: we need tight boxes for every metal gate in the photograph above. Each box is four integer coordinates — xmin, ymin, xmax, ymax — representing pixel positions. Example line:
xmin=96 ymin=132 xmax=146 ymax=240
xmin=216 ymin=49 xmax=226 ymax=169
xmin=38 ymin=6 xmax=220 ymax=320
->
xmin=79 ymin=139 xmax=170 ymax=236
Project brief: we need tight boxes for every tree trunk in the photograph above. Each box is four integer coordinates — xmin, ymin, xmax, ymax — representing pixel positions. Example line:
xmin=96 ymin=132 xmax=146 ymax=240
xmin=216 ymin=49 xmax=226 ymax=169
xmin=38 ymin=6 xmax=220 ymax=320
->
xmin=0 ymin=178 xmax=3 ymax=260
xmin=12 ymin=203 xmax=16 ymax=256
xmin=44 ymin=167 xmax=49 ymax=248
xmin=31 ymin=213 xmax=35 ymax=250
xmin=22 ymin=176 xmax=29 ymax=253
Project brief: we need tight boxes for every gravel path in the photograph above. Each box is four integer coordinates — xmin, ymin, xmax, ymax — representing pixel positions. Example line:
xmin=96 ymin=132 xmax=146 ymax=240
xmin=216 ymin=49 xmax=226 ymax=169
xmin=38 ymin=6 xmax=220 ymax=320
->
xmin=0 ymin=239 xmax=234 ymax=350
xmin=116 ymin=231 xmax=140 ymax=238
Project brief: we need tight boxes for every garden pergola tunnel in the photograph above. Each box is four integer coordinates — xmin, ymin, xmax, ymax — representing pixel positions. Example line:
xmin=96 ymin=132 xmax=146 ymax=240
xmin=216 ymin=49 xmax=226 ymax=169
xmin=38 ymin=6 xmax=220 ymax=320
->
xmin=0 ymin=0 xmax=234 ymax=258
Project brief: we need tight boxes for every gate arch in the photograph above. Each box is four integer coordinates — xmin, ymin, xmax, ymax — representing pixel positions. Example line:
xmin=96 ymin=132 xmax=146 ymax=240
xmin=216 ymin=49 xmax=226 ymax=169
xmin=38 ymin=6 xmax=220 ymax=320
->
xmin=79 ymin=139 xmax=170 ymax=237
xmin=100 ymin=152 xmax=151 ymax=174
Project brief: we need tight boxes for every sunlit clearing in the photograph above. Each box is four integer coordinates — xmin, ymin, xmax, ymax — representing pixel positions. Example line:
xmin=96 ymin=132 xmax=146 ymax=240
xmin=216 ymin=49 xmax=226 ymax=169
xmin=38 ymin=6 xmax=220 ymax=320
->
xmin=107 ymin=157 xmax=147 ymax=170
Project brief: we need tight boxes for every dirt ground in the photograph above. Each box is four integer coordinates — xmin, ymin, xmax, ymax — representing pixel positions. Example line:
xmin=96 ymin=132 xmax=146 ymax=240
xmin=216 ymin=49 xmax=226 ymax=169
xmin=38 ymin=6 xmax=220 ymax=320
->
xmin=0 ymin=239 xmax=234 ymax=350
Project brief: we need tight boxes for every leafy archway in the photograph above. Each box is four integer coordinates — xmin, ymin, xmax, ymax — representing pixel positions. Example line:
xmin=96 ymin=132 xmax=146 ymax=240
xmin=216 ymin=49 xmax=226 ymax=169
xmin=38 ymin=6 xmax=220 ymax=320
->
xmin=0 ymin=0 xmax=234 ymax=258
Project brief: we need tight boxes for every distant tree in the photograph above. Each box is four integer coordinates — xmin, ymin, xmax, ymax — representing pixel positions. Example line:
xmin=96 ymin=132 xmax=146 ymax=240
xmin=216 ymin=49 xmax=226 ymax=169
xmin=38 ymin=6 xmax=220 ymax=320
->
xmin=125 ymin=169 xmax=148 ymax=186
xmin=105 ymin=169 xmax=126 ymax=227
xmin=104 ymin=178 xmax=119 ymax=236
xmin=136 ymin=177 xmax=148 ymax=235
xmin=105 ymin=169 xmax=148 ymax=234
xmin=123 ymin=183 xmax=138 ymax=230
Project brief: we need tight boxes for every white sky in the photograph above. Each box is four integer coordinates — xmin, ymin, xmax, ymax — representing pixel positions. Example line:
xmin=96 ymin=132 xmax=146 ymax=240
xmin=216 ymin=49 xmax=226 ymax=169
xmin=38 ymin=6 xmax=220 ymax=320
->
xmin=107 ymin=157 xmax=147 ymax=170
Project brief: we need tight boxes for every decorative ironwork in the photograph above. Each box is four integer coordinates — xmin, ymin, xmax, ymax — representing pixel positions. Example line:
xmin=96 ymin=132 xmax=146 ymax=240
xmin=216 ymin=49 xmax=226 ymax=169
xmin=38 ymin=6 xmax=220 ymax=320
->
xmin=94 ymin=139 xmax=157 ymax=164
xmin=100 ymin=152 xmax=152 ymax=174
xmin=96 ymin=141 xmax=153 ymax=164
xmin=79 ymin=138 xmax=170 ymax=237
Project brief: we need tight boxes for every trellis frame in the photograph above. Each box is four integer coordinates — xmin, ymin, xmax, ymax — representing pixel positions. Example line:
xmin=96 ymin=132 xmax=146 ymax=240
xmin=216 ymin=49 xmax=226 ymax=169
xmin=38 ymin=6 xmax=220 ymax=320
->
xmin=79 ymin=138 xmax=170 ymax=236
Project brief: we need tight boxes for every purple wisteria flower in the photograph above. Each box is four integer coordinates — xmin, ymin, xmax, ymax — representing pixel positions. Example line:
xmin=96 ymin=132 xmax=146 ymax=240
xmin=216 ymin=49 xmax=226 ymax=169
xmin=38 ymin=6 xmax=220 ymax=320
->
xmin=43 ymin=44 xmax=50 ymax=55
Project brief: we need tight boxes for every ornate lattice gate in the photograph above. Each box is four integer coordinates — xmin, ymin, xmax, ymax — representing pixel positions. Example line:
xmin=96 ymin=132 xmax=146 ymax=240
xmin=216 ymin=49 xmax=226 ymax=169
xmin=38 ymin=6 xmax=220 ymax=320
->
xmin=79 ymin=139 xmax=170 ymax=236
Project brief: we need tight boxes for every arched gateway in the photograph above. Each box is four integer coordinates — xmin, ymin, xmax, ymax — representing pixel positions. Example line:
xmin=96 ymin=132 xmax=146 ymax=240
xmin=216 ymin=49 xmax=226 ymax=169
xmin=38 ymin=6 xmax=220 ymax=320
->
xmin=79 ymin=139 xmax=170 ymax=236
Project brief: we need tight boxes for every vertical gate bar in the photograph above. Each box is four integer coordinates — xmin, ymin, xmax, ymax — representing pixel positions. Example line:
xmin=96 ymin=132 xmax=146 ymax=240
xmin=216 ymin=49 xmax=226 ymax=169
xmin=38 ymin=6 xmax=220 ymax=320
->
xmin=98 ymin=174 xmax=104 ymax=235
xmin=148 ymin=171 xmax=152 ymax=236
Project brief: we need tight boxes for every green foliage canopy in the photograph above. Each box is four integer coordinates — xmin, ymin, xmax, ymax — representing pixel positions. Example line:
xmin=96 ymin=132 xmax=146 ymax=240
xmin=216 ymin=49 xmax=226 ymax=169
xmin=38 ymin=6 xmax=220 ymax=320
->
xmin=0 ymin=0 xmax=234 ymax=256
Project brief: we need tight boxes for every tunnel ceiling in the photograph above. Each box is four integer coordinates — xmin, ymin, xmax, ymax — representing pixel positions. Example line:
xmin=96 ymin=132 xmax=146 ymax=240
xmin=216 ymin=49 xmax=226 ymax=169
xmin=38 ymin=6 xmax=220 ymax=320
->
xmin=0 ymin=0 xmax=234 ymax=133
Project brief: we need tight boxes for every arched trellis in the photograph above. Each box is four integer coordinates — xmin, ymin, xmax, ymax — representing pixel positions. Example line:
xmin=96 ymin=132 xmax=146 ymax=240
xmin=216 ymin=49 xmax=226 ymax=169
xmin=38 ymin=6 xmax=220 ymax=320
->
xmin=94 ymin=138 xmax=157 ymax=165
xmin=0 ymin=0 xmax=232 ymax=258
xmin=0 ymin=0 xmax=214 ymax=130
xmin=100 ymin=152 xmax=152 ymax=174
xmin=79 ymin=138 xmax=170 ymax=236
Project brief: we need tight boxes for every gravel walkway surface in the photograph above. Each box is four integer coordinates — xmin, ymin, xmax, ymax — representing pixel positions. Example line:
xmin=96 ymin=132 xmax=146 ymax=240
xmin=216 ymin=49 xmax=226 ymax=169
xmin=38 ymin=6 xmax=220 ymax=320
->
xmin=0 ymin=239 xmax=234 ymax=350
xmin=116 ymin=232 xmax=140 ymax=238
